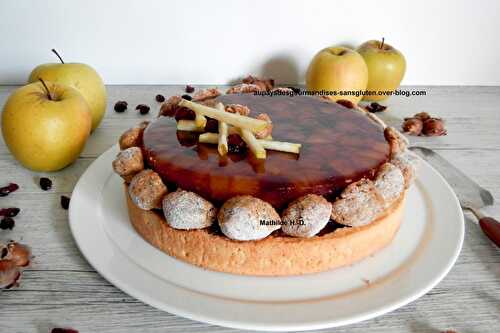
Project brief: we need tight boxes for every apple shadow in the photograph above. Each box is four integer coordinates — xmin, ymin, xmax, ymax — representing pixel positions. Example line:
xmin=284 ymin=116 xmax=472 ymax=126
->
xmin=227 ymin=54 xmax=301 ymax=86
xmin=259 ymin=54 xmax=300 ymax=85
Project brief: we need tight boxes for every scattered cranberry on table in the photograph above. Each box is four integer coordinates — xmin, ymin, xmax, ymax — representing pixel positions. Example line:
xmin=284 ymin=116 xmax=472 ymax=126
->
xmin=114 ymin=100 xmax=128 ymax=113
xmin=155 ymin=94 xmax=165 ymax=102
xmin=51 ymin=328 xmax=79 ymax=333
xmin=135 ymin=104 xmax=150 ymax=115
xmin=61 ymin=196 xmax=71 ymax=210
xmin=0 ymin=217 xmax=15 ymax=230
xmin=0 ymin=207 xmax=20 ymax=217
xmin=0 ymin=183 xmax=19 ymax=197
xmin=39 ymin=177 xmax=53 ymax=191
xmin=185 ymin=85 xmax=195 ymax=93
xmin=365 ymin=102 xmax=387 ymax=113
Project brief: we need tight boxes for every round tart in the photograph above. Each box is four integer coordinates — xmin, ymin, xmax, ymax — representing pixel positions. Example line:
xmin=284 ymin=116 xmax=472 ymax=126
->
xmin=113 ymin=83 xmax=417 ymax=276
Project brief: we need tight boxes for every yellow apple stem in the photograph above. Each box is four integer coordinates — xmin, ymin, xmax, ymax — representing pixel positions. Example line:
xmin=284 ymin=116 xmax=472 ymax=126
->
xmin=51 ymin=49 xmax=65 ymax=64
xmin=38 ymin=78 xmax=53 ymax=101
xmin=380 ymin=37 xmax=385 ymax=49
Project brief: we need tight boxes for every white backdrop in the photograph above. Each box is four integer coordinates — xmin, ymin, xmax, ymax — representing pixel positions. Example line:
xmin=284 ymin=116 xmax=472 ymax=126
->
xmin=1 ymin=0 xmax=499 ymax=85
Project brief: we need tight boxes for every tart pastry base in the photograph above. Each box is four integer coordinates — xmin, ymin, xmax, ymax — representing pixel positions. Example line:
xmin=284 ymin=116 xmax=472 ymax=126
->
xmin=126 ymin=185 xmax=405 ymax=276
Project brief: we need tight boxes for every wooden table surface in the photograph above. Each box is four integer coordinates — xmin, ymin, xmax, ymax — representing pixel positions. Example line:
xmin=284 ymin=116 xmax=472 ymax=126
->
xmin=0 ymin=85 xmax=499 ymax=333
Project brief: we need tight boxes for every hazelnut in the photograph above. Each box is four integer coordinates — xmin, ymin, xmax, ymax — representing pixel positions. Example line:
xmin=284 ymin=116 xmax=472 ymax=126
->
xmin=414 ymin=112 xmax=431 ymax=121
xmin=225 ymin=104 xmax=251 ymax=116
xmin=336 ymin=99 xmax=355 ymax=109
xmin=402 ymin=118 xmax=423 ymax=135
xmin=423 ymin=118 xmax=447 ymax=136
xmin=128 ymin=170 xmax=168 ymax=210
xmin=281 ymin=194 xmax=332 ymax=238
xmin=218 ymin=196 xmax=281 ymax=241
xmin=112 ymin=147 xmax=144 ymax=181
xmin=162 ymin=190 xmax=216 ymax=230
xmin=254 ymin=113 xmax=273 ymax=139
xmin=242 ymin=75 xmax=275 ymax=91
xmin=0 ymin=259 xmax=20 ymax=289
xmin=5 ymin=241 xmax=31 ymax=267
xmin=159 ymin=95 xmax=182 ymax=117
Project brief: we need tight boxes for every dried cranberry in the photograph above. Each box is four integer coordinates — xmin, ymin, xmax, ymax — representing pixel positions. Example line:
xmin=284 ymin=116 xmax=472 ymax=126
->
xmin=39 ymin=177 xmax=52 ymax=191
xmin=0 ymin=208 xmax=20 ymax=217
xmin=155 ymin=94 xmax=165 ymax=102
xmin=336 ymin=99 xmax=354 ymax=109
xmin=174 ymin=107 xmax=195 ymax=121
xmin=0 ymin=217 xmax=15 ymax=230
xmin=185 ymin=85 xmax=195 ymax=93
xmin=0 ymin=183 xmax=19 ymax=197
xmin=114 ymin=101 xmax=128 ymax=113
xmin=51 ymin=329 xmax=79 ymax=333
xmin=135 ymin=104 xmax=150 ymax=115
xmin=181 ymin=94 xmax=192 ymax=101
xmin=365 ymin=102 xmax=387 ymax=113
xmin=227 ymin=134 xmax=246 ymax=153
xmin=61 ymin=196 xmax=70 ymax=210
xmin=205 ymin=118 xmax=219 ymax=133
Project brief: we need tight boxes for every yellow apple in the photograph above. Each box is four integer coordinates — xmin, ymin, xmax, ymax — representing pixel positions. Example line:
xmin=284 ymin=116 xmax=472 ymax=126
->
xmin=306 ymin=46 xmax=368 ymax=104
xmin=28 ymin=50 xmax=106 ymax=131
xmin=357 ymin=39 xmax=406 ymax=101
xmin=2 ymin=80 xmax=92 ymax=171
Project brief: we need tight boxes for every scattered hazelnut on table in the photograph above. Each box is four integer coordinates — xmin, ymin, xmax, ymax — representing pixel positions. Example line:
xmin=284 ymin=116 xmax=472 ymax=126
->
xmin=0 ymin=241 xmax=32 ymax=289
xmin=402 ymin=117 xmax=423 ymax=135
xmin=402 ymin=112 xmax=446 ymax=136
xmin=422 ymin=118 xmax=447 ymax=136
xmin=414 ymin=111 xmax=431 ymax=121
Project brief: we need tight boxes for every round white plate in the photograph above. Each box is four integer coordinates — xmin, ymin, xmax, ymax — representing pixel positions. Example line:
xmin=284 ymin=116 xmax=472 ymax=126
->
xmin=69 ymin=145 xmax=464 ymax=331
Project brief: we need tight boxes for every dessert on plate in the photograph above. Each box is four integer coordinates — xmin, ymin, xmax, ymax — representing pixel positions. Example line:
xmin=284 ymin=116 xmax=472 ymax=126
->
xmin=112 ymin=76 xmax=419 ymax=276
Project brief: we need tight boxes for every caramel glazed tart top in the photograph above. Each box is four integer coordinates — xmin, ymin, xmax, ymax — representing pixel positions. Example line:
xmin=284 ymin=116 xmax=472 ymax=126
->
xmin=113 ymin=85 xmax=419 ymax=241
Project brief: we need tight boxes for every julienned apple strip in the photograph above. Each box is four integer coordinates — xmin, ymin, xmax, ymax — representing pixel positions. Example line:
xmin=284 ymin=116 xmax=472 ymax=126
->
xmin=194 ymin=113 xmax=207 ymax=128
xmin=215 ymin=103 xmax=229 ymax=156
xmin=239 ymin=128 xmax=266 ymax=159
xmin=178 ymin=99 xmax=269 ymax=133
xmin=198 ymin=133 xmax=301 ymax=154
xmin=177 ymin=120 xmax=205 ymax=132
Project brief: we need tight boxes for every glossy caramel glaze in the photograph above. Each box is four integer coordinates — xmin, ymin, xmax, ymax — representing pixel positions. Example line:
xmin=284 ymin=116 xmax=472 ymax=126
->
xmin=143 ymin=95 xmax=390 ymax=208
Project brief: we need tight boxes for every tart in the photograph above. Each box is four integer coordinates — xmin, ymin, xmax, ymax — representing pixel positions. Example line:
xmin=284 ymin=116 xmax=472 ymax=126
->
xmin=112 ymin=77 xmax=419 ymax=276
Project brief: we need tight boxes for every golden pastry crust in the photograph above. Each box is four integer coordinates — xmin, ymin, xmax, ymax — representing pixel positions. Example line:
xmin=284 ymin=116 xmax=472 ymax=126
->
xmin=126 ymin=185 xmax=406 ymax=276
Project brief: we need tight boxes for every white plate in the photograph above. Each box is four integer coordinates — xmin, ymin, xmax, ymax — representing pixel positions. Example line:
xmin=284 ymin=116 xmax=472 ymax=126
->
xmin=69 ymin=145 xmax=464 ymax=331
